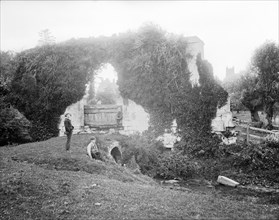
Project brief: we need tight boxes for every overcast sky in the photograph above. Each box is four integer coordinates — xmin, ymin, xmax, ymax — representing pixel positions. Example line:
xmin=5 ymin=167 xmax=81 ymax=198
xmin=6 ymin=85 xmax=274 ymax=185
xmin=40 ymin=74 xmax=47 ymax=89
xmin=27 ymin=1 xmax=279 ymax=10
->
xmin=1 ymin=1 xmax=278 ymax=80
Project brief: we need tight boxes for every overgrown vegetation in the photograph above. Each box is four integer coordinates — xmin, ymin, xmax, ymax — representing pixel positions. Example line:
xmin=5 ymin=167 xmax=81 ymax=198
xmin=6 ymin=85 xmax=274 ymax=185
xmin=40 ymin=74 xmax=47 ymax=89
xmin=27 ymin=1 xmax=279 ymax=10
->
xmin=10 ymin=45 xmax=103 ymax=140
xmin=1 ymin=24 xmax=227 ymax=149
xmin=2 ymin=135 xmax=278 ymax=220
xmin=197 ymin=141 xmax=279 ymax=187
xmin=94 ymin=78 xmax=119 ymax=105
xmin=110 ymin=25 xmax=228 ymax=154
xmin=0 ymin=52 xmax=32 ymax=145
xmin=1 ymin=25 xmax=277 ymax=190
xmin=155 ymin=152 xmax=200 ymax=180
xmin=265 ymin=133 xmax=279 ymax=148
xmin=0 ymin=101 xmax=31 ymax=145
xmin=115 ymin=132 xmax=279 ymax=188
xmin=114 ymin=133 xmax=161 ymax=176
xmin=223 ymin=41 xmax=279 ymax=129
xmin=1 ymin=43 xmax=106 ymax=142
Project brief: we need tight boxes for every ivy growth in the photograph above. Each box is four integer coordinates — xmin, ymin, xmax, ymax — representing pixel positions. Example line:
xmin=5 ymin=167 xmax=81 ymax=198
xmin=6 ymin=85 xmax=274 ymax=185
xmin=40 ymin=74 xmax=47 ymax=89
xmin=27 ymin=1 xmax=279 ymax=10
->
xmin=3 ymin=24 xmax=228 ymax=147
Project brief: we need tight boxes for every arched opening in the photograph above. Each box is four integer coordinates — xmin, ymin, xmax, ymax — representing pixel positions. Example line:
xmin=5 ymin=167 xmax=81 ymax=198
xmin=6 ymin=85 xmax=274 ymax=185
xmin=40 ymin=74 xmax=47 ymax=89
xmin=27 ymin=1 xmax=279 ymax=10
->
xmin=110 ymin=147 xmax=122 ymax=163
xmin=90 ymin=63 xmax=119 ymax=105
xmin=59 ymin=62 xmax=149 ymax=134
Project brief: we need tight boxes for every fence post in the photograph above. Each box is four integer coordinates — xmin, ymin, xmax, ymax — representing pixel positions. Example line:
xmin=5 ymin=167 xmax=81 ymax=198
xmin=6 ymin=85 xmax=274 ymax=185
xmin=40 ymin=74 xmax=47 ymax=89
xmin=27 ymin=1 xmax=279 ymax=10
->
xmin=246 ymin=124 xmax=250 ymax=144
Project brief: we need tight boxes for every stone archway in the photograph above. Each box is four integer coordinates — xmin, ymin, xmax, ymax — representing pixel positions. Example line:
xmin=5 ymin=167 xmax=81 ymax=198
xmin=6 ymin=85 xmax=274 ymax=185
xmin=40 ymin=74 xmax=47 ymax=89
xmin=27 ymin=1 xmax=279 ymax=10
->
xmin=13 ymin=24 xmax=213 ymax=142
xmin=58 ymin=62 xmax=150 ymax=135
xmin=107 ymin=141 xmax=122 ymax=164
xmin=110 ymin=146 xmax=122 ymax=163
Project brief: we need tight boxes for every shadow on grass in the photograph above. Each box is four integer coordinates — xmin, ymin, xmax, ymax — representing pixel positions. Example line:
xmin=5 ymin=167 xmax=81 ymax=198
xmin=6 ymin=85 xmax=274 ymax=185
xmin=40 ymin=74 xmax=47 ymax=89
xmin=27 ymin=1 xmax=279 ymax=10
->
xmin=0 ymin=178 xmax=57 ymax=219
xmin=10 ymin=154 xmax=153 ymax=185
xmin=11 ymin=155 xmax=109 ymax=174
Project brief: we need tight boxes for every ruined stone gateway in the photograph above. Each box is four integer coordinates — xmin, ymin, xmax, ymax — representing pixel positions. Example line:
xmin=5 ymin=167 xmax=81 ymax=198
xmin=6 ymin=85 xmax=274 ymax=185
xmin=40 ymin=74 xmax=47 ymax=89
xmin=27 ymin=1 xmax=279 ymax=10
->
xmin=58 ymin=35 xmax=233 ymax=146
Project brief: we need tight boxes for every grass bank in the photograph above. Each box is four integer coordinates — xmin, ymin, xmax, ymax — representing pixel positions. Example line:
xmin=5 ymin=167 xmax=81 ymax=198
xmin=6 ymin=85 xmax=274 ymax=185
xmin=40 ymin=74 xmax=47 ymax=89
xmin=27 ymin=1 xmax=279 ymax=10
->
xmin=1 ymin=134 xmax=278 ymax=219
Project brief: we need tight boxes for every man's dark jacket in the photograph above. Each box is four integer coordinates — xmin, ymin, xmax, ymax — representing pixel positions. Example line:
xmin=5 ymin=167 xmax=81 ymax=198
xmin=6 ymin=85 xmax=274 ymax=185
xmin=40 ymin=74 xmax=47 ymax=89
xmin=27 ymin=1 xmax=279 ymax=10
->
xmin=64 ymin=118 xmax=74 ymax=133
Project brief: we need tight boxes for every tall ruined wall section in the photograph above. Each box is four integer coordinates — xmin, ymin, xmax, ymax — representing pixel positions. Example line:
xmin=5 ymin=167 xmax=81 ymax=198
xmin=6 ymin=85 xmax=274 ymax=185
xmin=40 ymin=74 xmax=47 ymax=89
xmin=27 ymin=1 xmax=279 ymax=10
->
xmin=58 ymin=36 xmax=231 ymax=135
xmin=185 ymin=36 xmax=205 ymax=85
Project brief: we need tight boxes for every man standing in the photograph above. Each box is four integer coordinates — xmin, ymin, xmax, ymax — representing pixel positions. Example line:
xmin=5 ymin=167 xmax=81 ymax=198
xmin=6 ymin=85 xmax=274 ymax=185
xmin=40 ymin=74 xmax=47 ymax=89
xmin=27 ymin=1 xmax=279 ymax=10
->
xmin=64 ymin=113 xmax=74 ymax=151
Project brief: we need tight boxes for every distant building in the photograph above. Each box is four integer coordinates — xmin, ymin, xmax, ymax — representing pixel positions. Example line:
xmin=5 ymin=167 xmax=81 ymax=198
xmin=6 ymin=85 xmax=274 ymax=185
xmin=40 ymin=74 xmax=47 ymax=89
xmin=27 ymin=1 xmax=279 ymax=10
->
xmin=223 ymin=66 xmax=240 ymax=84
xmin=226 ymin=66 xmax=235 ymax=76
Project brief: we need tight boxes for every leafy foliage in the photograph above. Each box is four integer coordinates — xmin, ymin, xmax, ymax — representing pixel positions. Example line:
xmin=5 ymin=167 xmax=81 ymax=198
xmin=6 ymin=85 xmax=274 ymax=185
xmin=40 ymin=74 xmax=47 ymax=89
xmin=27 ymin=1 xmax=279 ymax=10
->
xmin=222 ymin=71 xmax=248 ymax=112
xmin=0 ymin=52 xmax=32 ymax=146
xmin=0 ymin=51 xmax=16 ymax=88
xmin=110 ymin=25 xmax=192 ymax=136
xmin=198 ymin=142 xmax=279 ymax=186
xmin=223 ymin=42 xmax=279 ymax=128
xmin=110 ymin=24 xmax=228 ymax=150
xmin=251 ymin=41 xmax=279 ymax=128
xmin=235 ymin=42 xmax=279 ymax=128
xmin=117 ymin=133 xmax=160 ymax=176
xmin=95 ymin=91 xmax=116 ymax=104
xmin=265 ymin=133 xmax=279 ymax=148
xmin=3 ymin=24 xmax=227 ymax=145
xmin=95 ymin=78 xmax=119 ymax=105
xmin=228 ymin=143 xmax=279 ymax=173
xmin=7 ymin=44 xmax=106 ymax=140
xmin=0 ymin=102 xmax=31 ymax=146
xmin=154 ymin=151 xmax=200 ymax=180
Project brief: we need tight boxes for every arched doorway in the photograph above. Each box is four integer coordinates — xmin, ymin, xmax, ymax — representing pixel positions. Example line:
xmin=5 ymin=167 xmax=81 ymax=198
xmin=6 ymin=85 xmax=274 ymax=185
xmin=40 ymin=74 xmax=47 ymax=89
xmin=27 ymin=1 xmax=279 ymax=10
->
xmin=110 ymin=147 xmax=122 ymax=163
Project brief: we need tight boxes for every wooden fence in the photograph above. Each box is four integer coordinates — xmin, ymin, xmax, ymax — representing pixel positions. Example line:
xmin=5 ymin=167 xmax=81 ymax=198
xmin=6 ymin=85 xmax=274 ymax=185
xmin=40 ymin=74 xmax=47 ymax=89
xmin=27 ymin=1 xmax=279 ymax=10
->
xmin=84 ymin=105 xmax=123 ymax=129
xmin=234 ymin=119 xmax=279 ymax=143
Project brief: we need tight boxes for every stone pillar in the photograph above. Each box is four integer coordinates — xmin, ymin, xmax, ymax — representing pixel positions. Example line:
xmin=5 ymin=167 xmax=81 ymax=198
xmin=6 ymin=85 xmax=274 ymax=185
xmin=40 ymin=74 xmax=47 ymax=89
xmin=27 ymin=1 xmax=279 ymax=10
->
xmin=185 ymin=36 xmax=205 ymax=85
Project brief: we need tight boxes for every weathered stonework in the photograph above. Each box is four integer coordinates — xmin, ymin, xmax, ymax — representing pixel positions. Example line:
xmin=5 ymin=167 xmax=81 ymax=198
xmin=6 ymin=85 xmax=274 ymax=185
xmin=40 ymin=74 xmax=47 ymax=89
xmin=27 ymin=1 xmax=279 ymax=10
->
xmin=106 ymin=140 xmax=122 ymax=164
xmin=58 ymin=35 xmax=233 ymax=138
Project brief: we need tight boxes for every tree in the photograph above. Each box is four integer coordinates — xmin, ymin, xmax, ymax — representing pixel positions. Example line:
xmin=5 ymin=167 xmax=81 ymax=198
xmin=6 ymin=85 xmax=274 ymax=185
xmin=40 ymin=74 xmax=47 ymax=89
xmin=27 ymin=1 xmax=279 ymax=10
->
xmin=8 ymin=44 xmax=104 ymax=140
xmin=38 ymin=29 xmax=56 ymax=46
xmin=95 ymin=91 xmax=116 ymax=104
xmin=239 ymin=71 xmax=264 ymax=122
xmin=250 ymin=41 xmax=279 ymax=129
xmin=222 ymin=70 xmax=249 ymax=113
xmin=0 ymin=51 xmax=33 ymax=145
xmin=95 ymin=78 xmax=119 ymax=104
xmin=0 ymin=51 xmax=16 ymax=89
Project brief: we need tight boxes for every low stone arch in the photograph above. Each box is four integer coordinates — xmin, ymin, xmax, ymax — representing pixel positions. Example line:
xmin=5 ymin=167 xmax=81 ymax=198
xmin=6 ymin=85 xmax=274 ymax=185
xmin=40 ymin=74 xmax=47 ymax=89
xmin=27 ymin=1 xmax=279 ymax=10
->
xmin=107 ymin=141 xmax=122 ymax=164
xmin=110 ymin=146 xmax=122 ymax=163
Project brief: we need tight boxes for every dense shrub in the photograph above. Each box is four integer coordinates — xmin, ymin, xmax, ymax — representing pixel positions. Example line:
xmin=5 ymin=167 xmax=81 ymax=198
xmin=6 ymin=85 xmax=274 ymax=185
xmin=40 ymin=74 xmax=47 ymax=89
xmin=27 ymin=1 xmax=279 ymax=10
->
xmin=195 ymin=141 xmax=279 ymax=173
xmin=176 ymin=133 xmax=223 ymax=158
xmin=0 ymin=102 xmax=32 ymax=146
xmin=7 ymin=44 xmax=106 ymax=141
xmin=115 ymin=134 xmax=160 ymax=175
xmin=194 ymin=141 xmax=279 ymax=185
xmin=95 ymin=91 xmax=116 ymax=104
xmin=28 ymin=119 xmax=56 ymax=142
xmin=265 ymin=133 xmax=279 ymax=148
xmin=118 ymin=134 xmax=201 ymax=180
xmin=231 ymin=142 xmax=279 ymax=171
xmin=154 ymin=151 xmax=200 ymax=180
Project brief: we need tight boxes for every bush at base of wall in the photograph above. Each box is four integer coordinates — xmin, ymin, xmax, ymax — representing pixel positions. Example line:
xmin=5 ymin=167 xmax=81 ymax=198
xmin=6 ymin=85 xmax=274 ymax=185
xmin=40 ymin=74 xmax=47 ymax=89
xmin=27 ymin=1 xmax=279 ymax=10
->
xmin=0 ymin=105 xmax=32 ymax=146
